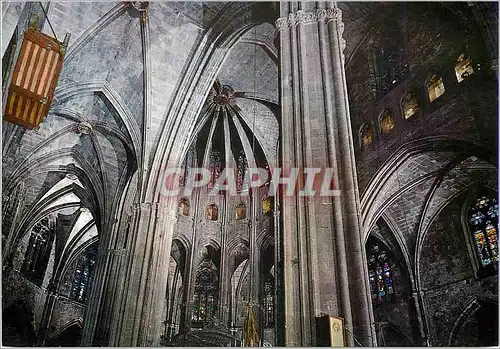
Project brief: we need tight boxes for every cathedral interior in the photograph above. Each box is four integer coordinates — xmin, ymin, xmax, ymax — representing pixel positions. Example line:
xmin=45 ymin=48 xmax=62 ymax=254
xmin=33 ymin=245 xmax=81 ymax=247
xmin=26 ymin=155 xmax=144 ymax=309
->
xmin=1 ymin=1 xmax=498 ymax=347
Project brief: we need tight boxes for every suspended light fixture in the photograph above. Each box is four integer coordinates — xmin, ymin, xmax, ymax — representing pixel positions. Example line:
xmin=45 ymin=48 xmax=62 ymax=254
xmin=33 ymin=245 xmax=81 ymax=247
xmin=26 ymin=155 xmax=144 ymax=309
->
xmin=4 ymin=3 xmax=70 ymax=129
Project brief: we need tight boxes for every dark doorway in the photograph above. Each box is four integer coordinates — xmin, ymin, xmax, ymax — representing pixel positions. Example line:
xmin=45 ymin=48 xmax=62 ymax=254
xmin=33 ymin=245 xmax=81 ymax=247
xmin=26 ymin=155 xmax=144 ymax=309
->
xmin=46 ymin=323 xmax=82 ymax=347
xmin=453 ymin=301 xmax=498 ymax=346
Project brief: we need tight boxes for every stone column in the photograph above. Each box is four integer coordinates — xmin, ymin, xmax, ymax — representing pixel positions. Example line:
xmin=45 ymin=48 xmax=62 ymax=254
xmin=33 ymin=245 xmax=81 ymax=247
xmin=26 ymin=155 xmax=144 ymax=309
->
xmin=276 ymin=2 xmax=375 ymax=346
xmin=80 ymin=214 xmax=127 ymax=347
xmin=218 ymin=196 xmax=230 ymax=325
xmin=178 ymin=218 xmax=194 ymax=332
xmin=411 ymin=291 xmax=429 ymax=345
xmin=107 ymin=201 xmax=175 ymax=347
xmin=36 ymin=282 xmax=58 ymax=345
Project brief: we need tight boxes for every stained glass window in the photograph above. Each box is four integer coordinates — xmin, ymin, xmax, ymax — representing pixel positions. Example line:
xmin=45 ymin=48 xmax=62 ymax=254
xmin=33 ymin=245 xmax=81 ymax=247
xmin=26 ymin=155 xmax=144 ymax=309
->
xmin=379 ymin=109 xmax=396 ymax=134
xmin=375 ymin=44 xmax=409 ymax=98
xmin=367 ymin=243 xmax=394 ymax=306
xmin=191 ymin=261 xmax=218 ymax=326
xmin=70 ymin=245 xmax=97 ymax=303
xmin=179 ymin=198 xmax=190 ymax=216
xmin=263 ymin=275 xmax=274 ymax=328
xmin=236 ymin=203 xmax=246 ymax=220
xmin=206 ymin=204 xmax=218 ymax=221
xmin=469 ymin=196 xmax=498 ymax=268
xmin=427 ymin=75 xmax=445 ymax=102
xmin=236 ymin=148 xmax=248 ymax=193
xmin=359 ymin=123 xmax=373 ymax=150
xmin=401 ymin=92 xmax=419 ymax=119
xmin=208 ymin=150 xmax=222 ymax=189
xmin=21 ymin=217 xmax=54 ymax=286
xmin=455 ymin=54 xmax=474 ymax=83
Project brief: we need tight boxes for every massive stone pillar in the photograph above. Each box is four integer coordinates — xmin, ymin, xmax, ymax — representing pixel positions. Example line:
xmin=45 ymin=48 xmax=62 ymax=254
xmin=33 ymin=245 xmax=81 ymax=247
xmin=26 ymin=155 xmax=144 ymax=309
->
xmin=104 ymin=201 xmax=174 ymax=347
xmin=276 ymin=2 xmax=375 ymax=346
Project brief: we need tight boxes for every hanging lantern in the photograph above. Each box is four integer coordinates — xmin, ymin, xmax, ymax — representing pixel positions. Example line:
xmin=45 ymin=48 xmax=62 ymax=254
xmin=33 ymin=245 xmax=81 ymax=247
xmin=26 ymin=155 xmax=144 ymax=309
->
xmin=4 ymin=25 xmax=69 ymax=129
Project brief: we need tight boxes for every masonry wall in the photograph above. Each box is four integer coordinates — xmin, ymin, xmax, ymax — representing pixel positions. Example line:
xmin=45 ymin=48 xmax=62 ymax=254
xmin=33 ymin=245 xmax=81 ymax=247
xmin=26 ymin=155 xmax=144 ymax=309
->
xmin=419 ymin=192 xmax=498 ymax=346
xmin=346 ymin=2 xmax=498 ymax=194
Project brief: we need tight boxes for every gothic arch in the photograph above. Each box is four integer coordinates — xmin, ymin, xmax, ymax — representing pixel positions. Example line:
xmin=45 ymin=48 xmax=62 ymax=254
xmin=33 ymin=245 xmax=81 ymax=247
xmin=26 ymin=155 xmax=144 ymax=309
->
xmin=53 ymin=81 xmax=140 ymax=156
xmin=459 ymin=188 xmax=499 ymax=276
xmin=57 ymin=237 xmax=99 ymax=292
xmin=414 ymin=186 xmax=496 ymax=291
xmin=5 ymin=183 xmax=97 ymax=262
xmin=377 ymin=322 xmax=412 ymax=346
xmin=145 ymin=2 xmax=274 ymax=203
xmin=257 ymin=229 xmax=273 ymax=252
xmin=171 ymin=238 xmax=188 ymax=275
xmin=448 ymin=298 xmax=499 ymax=346
xmin=172 ymin=234 xmax=191 ymax=256
xmin=361 ymin=137 xmax=496 ymax=238
xmin=46 ymin=318 xmax=84 ymax=346
xmin=377 ymin=214 xmax=415 ymax=289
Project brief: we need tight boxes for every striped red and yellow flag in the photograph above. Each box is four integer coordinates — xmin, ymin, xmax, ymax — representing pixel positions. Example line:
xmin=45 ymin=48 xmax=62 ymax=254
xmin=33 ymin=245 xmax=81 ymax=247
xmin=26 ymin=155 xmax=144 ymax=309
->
xmin=4 ymin=28 xmax=63 ymax=129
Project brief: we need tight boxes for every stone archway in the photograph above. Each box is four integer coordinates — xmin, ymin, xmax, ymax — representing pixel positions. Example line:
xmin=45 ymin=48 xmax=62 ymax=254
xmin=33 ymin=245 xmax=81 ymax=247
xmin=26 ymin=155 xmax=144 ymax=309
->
xmin=449 ymin=299 xmax=498 ymax=346
xmin=46 ymin=322 xmax=83 ymax=347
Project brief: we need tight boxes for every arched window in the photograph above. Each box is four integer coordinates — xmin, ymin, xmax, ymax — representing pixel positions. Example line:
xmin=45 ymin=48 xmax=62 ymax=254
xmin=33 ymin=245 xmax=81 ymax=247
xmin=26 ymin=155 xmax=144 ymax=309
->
xmin=367 ymin=242 xmax=394 ymax=306
xmin=455 ymin=54 xmax=474 ymax=83
xmin=179 ymin=198 xmax=190 ymax=216
xmin=236 ymin=148 xmax=249 ymax=193
xmin=262 ymin=274 xmax=274 ymax=328
xmin=262 ymin=196 xmax=273 ymax=215
xmin=426 ymin=74 xmax=445 ymax=102
xmin=359 ymin=123 xmax=373 ymax=149
xmin=374 ymin=28 xmax=409 ymax=98
xmin=206 ymin=204 xmax=218 ymax=221
xmin=208 ymin=150 xmax=222 ymax=189
xmin=191 ymin=260 xmax=219 ymax=326
xmin=236 ymin=203 xmax=246 ymax=220
xmin=401 ymin=92 xmax=419 ymax=119
xmin=21 ymin=217 xmax=55 ymax=286
xmin=469 ymin=196 xmax=498 ymax=268
xmin=379 ymin=109 xmax=396 ymax=134
xmin=70 ymin=245 xmax=98 ymax=303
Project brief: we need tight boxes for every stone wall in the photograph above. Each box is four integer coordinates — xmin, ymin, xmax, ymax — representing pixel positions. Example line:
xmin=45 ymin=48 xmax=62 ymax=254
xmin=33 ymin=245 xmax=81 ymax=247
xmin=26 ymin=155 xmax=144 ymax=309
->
xmin=346 ymin=2 xmax=497 ymax=194
xmin=419 ymin=192 xmax=498 ymax=345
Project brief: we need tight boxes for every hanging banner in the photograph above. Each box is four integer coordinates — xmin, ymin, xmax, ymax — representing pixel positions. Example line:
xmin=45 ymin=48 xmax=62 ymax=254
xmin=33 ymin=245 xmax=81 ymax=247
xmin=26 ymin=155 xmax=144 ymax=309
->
xmin=4 ymin=28 xmax=65 ymax=129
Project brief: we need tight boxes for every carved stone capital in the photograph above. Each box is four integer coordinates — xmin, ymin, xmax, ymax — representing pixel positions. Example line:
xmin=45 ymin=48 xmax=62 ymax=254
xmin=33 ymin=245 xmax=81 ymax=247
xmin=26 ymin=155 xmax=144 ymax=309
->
xmin=132 ymin=202 xmax=166 ymax=212
xmin=296 ymin=10 xmax=317 ymax=25
xmin=275 ymin=17 xmax=289 ymax=30
xmin=133 ymin=202 xmax=154 ymax=211
xmin=276 ymin=7 xmax=344 ymax=30
xmin=316 ymin=9 xmax=327 ymax=22
xmin=77 ymin=121 xmax=93 ymax=135
xmin=326 ymin=6 xmax=343 ymax=23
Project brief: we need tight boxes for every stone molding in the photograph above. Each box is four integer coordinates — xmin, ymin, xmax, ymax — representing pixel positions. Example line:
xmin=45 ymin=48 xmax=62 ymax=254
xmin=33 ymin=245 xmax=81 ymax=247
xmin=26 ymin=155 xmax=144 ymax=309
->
xmin=131 ymin=202 xmax=177 ymax=221
xmin=132 ymin=202 xmax=165 ymax=211
xmin=99 ymin=248 xmax=127 ymax=256
xmin=275 ymin=7 xmax=343 ymax=30
xmin=77 ymin=121 xmax=93 ymax=135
